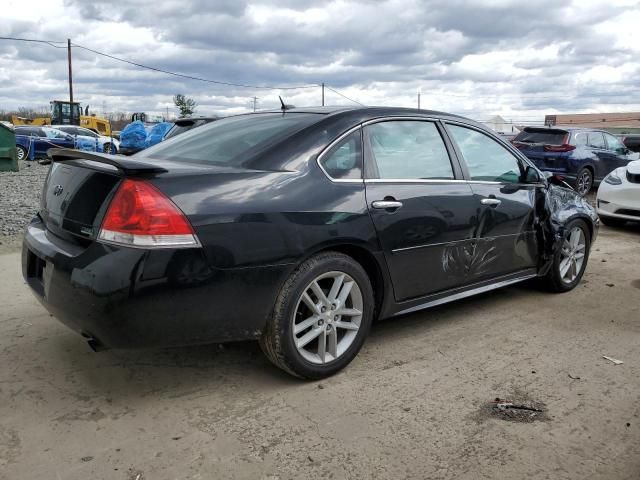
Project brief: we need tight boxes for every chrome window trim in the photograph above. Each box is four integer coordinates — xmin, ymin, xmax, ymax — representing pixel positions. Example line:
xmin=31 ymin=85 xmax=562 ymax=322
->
xmin=361 ymin=115 xmax=441 ymax=126
xmin=316 ymin=125 xmax=364 ymax=184
xmin=364 ymin=178 xmax=502 ymax=185
xmin=364 ymin=178 xmax=467 ymax=184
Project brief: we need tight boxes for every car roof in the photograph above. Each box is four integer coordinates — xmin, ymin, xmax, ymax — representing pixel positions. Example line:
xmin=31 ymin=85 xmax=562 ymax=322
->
xmin=523 ymin=126 xmax=612 ymax=134
xmin=229 ymin=106 xmax=482 ymax=131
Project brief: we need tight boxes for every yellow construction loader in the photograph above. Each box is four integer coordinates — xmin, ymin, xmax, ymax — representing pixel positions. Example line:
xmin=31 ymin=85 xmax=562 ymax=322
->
xmin=11 ymin=100 xmax=112 ymax=136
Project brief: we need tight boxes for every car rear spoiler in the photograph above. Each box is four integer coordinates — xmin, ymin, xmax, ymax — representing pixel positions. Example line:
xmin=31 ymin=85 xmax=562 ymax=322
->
xmin=44 ymin=148 xmax=168 ymax=175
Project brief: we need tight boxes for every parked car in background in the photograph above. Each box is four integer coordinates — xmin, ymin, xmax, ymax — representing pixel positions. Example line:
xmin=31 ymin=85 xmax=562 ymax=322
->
xmin=163 ymin=116 xmax=218 ymax=141
xmin=52 ymin=125 xmax=120 ymax=154
xmin=596 ymin=159 xmax=640 ymax=227
xmin=23 ymin=106 xmax=598 ymax=379
xmin=512 ymin=127 xmax=639 ymax=196
xmin=619 ymin=134 xmax=640 ymax=153
xmin=15 ymin=126 xmax=75 ymax=160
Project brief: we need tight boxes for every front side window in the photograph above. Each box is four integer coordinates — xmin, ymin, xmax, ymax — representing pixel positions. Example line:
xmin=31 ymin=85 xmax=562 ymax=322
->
xmin=604 ymin=133 xmax=625 ymax=152
xmin=588 ymin=132 xmax=605 ymax=149
xmin=78 ymin=128 xmax=98 ymax=138
xmin=447 ymin=124 xmax=522 ymax=183
xmin=364 ymin=121 xmax=454 ymax=179
xmin=319 ymin=131 xmax=362 ymax=180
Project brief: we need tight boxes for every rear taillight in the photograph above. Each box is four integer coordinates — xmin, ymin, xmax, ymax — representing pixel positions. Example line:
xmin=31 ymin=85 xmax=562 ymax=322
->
xmin=543 ymin=144 xmax=576 ymax=152
xmin=543 ymin=133 xmax=574 ymax=152
xmin=98 ymin=179 xmax=199 ymax=248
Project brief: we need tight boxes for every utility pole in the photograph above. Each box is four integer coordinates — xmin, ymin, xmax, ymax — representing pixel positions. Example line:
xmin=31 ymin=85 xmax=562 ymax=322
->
xmin=67 ymin=38 xmax=74 ymax=124
xmin=166 ymin=106 xmax=169 ymax=121
xmin=322 ymin=83 xmax=325 ymax=106
xmin=417 ymin=92 xmax=421 ymax=110
xmin=252 ymin=96 xmax=259 ymax=112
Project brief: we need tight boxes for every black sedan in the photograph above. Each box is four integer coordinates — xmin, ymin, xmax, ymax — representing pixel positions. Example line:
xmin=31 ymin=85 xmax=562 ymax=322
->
xmin=22 ymin=107 xmax=598 ymax=379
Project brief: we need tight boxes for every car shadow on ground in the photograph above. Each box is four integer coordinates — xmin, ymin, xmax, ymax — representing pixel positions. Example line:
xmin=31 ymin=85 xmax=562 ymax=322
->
xmin=34 ymin=282 xmax=546 ymax=403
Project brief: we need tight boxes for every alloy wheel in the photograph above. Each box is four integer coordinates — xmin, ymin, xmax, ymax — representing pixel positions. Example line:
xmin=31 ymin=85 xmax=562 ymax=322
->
xmin=559 ymin=226 xmax=586 ymax=284
xmin=292 ymin=271 xmax=363 ymax=364
xmin=103 ymin=143 xmax=112 ymax=154
xmin=576 ymin=170 xmax=592 ymax=195
xmin=16 ymin=146 xmax=25 ymax=161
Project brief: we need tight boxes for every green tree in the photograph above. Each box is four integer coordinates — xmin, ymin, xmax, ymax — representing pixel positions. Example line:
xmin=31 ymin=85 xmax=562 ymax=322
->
xmin=173 ymin=94 xmax=197 ymax=117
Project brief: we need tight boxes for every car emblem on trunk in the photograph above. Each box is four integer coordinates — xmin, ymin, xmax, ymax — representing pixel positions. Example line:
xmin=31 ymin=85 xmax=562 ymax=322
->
xmin=53 ymin=185 xmax=64 ymax=196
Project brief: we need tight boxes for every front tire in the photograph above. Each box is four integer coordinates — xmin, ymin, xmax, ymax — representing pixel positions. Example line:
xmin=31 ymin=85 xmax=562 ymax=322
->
xmin=543 ymin=219 xmax=591 ymax=292
xmin=260 ymin=252 xmax=374 ymax=379
xmin=103 ymin=143 xmax=116 ymax=154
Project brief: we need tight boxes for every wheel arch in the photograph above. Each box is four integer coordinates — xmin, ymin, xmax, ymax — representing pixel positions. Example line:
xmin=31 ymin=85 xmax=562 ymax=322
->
xmin=299 ymin=241 xmax=388 ymax=320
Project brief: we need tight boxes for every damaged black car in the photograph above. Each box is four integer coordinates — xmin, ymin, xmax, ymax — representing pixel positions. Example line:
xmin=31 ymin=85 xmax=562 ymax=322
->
xmin=22 ymin=107 xmax=598 ymax=379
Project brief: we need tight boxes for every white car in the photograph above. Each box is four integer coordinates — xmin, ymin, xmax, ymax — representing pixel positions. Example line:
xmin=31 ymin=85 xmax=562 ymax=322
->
xmin=596 ymin=159 xmax=640 ymax=227
xmin=52 ymin=125 xmax=120 ymax=154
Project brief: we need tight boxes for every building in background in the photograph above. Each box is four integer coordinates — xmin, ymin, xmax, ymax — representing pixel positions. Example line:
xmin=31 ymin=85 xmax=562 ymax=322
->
xmin=484 ymin=115 xmax=520 ymax=134
xmin=544 ymin=112 xmax=640 ymax=134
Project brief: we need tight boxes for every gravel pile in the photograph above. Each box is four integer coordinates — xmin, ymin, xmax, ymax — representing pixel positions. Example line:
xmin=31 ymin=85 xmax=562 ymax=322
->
xmin=0 ymin=160 xmax=49 ymax=236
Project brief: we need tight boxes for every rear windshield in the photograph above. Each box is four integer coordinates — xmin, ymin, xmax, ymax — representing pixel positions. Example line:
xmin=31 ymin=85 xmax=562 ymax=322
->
xmin=514 ymin=129 xmax=567 ymax=145
xmin=138 ymin=113 xmax=323 ymax=166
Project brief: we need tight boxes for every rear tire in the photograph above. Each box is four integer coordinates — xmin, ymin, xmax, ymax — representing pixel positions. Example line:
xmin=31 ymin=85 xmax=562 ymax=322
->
xmin=599 ymin=215 xmax=626 ymax=228
xmin=574 ymin=168 xmax=593 ymax=196
xmin=542 ymin=219 xmax=591 ymax=293
xmin=260 ymin=252 xmax=374 ymax=379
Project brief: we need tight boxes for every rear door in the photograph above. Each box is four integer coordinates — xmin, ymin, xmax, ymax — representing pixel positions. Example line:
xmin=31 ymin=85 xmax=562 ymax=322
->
xmin=363 ymin=118 xmax=477 ymax=301
xmin=444 ymin=123 xmax=538 ymax=282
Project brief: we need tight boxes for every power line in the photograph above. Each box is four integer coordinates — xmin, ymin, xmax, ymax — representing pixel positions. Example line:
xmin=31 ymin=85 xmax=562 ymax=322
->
xmin=71 ymin=43 xmax=319 ymax=90
xmin=0 ymin=36 xmax=320 ymax=90
xmin=0 ymin=36 xmax=66 ymax=48
xmin=325 ymin=86 xmax=366 ymax=106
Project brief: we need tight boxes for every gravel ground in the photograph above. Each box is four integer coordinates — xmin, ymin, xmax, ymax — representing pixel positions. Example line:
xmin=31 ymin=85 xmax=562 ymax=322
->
xmin=0 ymin=160 xmax=49 ymax=249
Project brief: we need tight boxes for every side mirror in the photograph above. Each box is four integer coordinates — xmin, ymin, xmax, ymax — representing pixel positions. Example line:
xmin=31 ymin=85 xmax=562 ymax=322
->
xmin=524 ymin=165 xmax=541 ymax=183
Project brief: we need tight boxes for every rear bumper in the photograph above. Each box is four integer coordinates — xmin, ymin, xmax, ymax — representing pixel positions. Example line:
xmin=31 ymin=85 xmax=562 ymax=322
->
xmin=22 ymin=218 xmax=291 ymax=349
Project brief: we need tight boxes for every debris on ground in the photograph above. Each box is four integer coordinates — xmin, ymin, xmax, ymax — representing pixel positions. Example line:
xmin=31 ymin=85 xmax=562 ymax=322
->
xmin=476 ymin=395 xmax=548 ymax=423
xmin=603 ymin=355 xmax=624 ymax=365
xmin=606 ymin=283 xmax=615 ymax=287
xmin=568 ymin=374 xmax=581 ymax=380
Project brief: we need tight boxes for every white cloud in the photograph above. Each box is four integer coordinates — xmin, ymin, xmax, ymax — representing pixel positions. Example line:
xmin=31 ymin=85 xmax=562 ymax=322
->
xmin=0 ymin=0 xmax=639 ymax=123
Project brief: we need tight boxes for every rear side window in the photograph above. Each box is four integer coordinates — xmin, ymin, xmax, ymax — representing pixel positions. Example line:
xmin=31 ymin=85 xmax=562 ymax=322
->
xmin=514 ymin=129 xmax=567 ymax=145
xmin=588 ymin=132 xmax=605 ymax=149
xmin=573 ymin=132 xmax=588 ymax=146
xmin=364 ymin=121 xmax=454 ymax=180
xmin=138 ymin=113 xmax=322 ymax=166
xmin=447 ymin=124 xmax=522 ymax=183
xmin=319 ymin=131 xmax=362 ymax=180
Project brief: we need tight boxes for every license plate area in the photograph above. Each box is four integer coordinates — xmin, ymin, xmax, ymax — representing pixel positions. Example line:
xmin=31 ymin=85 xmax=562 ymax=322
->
xmin=26 ymin=250 xmax=46 ymax=297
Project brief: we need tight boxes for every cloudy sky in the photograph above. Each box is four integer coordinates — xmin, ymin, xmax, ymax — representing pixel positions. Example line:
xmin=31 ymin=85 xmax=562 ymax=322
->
xmin=1 ymin=0 xmax=639 ymax=123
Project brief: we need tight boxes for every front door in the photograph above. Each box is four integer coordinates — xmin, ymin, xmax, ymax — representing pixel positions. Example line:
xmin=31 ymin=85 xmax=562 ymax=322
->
xmin=444 ymin=123 xmax=539 ymax=283
xmin=363 ymin=119 xmax=477 ymax=302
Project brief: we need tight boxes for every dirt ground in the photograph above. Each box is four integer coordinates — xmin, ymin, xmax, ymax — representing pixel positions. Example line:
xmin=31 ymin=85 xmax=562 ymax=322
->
xmin=1 ymin=224 xmax=639 ymax=480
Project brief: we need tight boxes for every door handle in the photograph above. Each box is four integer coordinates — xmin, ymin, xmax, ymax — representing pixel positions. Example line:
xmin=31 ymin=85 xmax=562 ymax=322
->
xmin=372 ymin=200 xmax=403 ymax=210
xmin=481 ymin=198 xmax=502 ymax=207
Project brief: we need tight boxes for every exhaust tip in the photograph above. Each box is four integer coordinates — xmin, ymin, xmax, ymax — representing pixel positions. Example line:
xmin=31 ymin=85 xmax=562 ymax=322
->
xmin=82 ymin=332 xmax=107 ymax=352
